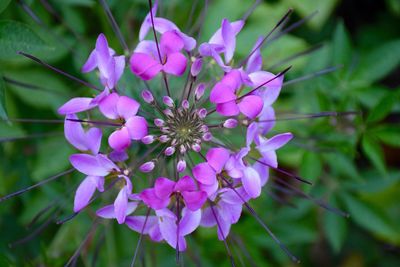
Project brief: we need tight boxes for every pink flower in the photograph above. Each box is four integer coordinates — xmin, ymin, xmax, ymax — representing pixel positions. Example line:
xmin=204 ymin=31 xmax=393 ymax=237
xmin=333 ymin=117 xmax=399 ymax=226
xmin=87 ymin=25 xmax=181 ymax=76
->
xmin=140 ymin=176 xmax=207 ymax=211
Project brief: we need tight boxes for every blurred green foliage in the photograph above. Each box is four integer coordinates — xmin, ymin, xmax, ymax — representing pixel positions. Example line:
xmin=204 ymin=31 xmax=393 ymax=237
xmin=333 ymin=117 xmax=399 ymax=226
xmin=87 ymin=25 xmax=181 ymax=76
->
xmin=0 ymin=0 xmax=399 ymax=266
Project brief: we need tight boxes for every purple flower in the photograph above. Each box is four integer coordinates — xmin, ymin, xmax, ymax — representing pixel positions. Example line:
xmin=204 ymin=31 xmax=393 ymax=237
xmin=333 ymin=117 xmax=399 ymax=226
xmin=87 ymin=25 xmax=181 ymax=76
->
xmin=199 ymin=19 xmax=244 ymax=69
xmin=96 ymin=191 xmax=140 ymax=224
xmin=98 ymin=93 xmax=148 ymax=151
xmin=192 ymin=147 xmax=230 ymax=196
xmin=82 ymin=33 xmax=125 ymax=89
xmin=201 ymin=187 xmax=248 ymax=240
xmin=140 ymin=176 xmax=207 ymax=211
xmin=138 ymin=0 xmax=196 ymax=51
xmin=125 ymin=207 xmax=201 ymax=251
xmin=130 ymin=30 xmax=188 ymax=80
xmin=209 ymin=69 xmax=264 ymax=118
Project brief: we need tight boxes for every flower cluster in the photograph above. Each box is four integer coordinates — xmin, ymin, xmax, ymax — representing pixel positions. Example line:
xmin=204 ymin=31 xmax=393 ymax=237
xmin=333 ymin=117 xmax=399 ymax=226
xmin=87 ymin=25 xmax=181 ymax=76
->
xmin=57 ymin=1 xmax=292 ymax=251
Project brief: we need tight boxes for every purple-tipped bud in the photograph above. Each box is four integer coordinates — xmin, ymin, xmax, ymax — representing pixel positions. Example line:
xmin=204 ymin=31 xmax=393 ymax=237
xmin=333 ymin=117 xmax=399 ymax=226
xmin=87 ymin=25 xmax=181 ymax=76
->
xmin=182 ymin=100 xmax=189 ymax=109
xmin=159 ymin=135 xmax=170 ymax=143
xmin=195 ymin=83 xmax=206 ymax=101
xmin=192 ymin=143 xmax=201 ymax=152
xmin=171 ymin=139 xmax=178 ymax=146
xmin=162 ymin=96 xmax=174 ymax=107
xmin=200 ymin=125 xmax=209 ymax=132
xmin=165 ymin=146 xmax=176 ymax=156
xmin=190 ymin=57 xmax=203 ymax=77
xmin=198 ymin=108 xmax=207 ymax=119
xmin=154 ymin=118 xmax=165 ymax=127
xmin=141 ymin=90 xmax=154 ymax=103
xmin=141 ymin=135 xmax=155 ymax=144
xmin=139 ymin=161 xmax=155 ymax=172
xmin=164 ymin=109 xmax=173 ymax=117
xmin=202 ymin=132 xmax=212 ymax=141
xmin=180 ymin=145 xmax=187 ymax=154
xmin=223 ymin=118 xmax=238 ymax=128
xmin=177 ymin=159 xmax=187 ymax=172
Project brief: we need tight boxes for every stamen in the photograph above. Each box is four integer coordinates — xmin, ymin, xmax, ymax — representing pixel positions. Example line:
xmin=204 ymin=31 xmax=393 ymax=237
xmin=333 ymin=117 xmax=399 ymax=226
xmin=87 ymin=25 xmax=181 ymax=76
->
xmin=17 ymin=52 xmax=101 ymax=92
xmin=284 ymin=66 xmax=341 ymax=86
xmin=0 ymin=169 xmax=74 ymax=202
xmin=255 ymin=111 xmax=360 ymax=123
xmin=130 ymin=208 xmax=151 ymax=267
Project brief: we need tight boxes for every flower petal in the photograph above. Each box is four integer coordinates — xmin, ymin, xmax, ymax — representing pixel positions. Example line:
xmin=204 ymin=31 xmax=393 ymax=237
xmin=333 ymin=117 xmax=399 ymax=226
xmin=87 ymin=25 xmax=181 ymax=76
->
xmin=182 ymin=191 xmax=207 ymax=211
xmin=192 ymin=163 xmax=217 ymax=185
xmin=108 ymin=127 xmax=131 ymax=151
xmin=69 ymin=154 xmax=117 ymax=176
xmin=58 ymin=97 xmax=95 ymax=115
xmin=82 ymin=50 xmax=97 ymax=73
xmin=216 ymin=101 xmax=240 ymax=117
xmin=154 ymin=177 xmax=175 ymax=199
xmin=179 ymin=209 xmax=201 ymax=236
xmin=99 ymin=93 xmax=119 ymax=119
xmin=117 ymin=96 xmax=140 ymax=120
xmin=114 ymin=187 xmax=129 ymax=224
xmin=206 ymin=147 xmax=230 ymax=173
xmin=174 ymin=175 xmax=197 ymax=192
xmin=238 ymin=95 xmax=263 ymax=119
xmin=125 ymin=116 xmax=148 ymax=140
xmin=73 ymin=176 xmax=98 ymax=212
xmin=140 ymin=189 xmax=169 ymax=210
xmin=241 ymin=167 xmax=261 ymax=198
xmin=160 ymin=30 xmax=184 ymax=54
xmin=130 ymin=52 xmax=162 ymax=80
xmin=209 ymin=82 xmax=236 ymax=104
xmin=163 ymin=52 xmax=187 ymax=76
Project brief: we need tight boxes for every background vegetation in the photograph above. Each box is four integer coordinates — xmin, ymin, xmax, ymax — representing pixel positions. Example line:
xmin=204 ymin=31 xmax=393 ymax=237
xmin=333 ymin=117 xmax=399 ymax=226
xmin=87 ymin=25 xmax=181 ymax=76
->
xmin=0 ymin=0 xmax=399 ymax=266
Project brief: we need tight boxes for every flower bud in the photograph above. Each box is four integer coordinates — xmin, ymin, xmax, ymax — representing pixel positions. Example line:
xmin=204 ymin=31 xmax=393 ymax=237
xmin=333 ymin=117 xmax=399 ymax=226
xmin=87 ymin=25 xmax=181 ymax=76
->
xmin=223 ymin=118 xmax=238 ymax=128
xmin=139 ymin=161 xmax=155 ymax=172
xmin=177 ymin=159 xmax=186 ymax=173
xmin=154 ymin=118 xmax=165 ymax=127
xmin=141 ymin=90 xmax=154 ymax=103
xmin=195 ymin=83 xmax=206 ymax=101
xmin=197 ymin=108 xmax=207 ymax=119
xmin=191 ymin=57 xmax=203 ymax=77
xmin=165 ymin=146 xmax=176 ymax=156
xmin=191 ymin=143 xmax=201 ymax=152
xmin=164 ymin=109 xmax=173 ymax=117
xmin=180 ymin=145 xmax=187 ymax=154
xmin=162 ymin=96 xmax=174 ymax=107
xmin=159 ymin=135 xmax=170 ymax=143
xmin=141 ymin=135 xmax=155 ymax=144
xmin=182 ymin=99 xmax=189 ymax=109
xmin=202 ymin=132 xmax=212 ymax=141
xmin=200 ymin=125 xmax=209 ymax=132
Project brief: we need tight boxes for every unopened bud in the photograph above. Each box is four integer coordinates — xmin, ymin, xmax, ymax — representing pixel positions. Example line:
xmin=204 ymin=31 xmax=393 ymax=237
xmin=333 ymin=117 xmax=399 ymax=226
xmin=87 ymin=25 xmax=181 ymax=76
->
xmin=164 ymin=109 xmax=173 ymax=117
xmin=139 ymin=161 xmax=155 ymax=172
xmin=202 ymin=132 xmax=212 ymax=141
xmin=159 ymin=135 xmax=170 ymax=143
xmin=191 ymin=143 xmax=201 ymax=152
xmin=195 ymin=83 xmax=206 ymax=100
xmin=141 ymin=135 xmax=155 ymax=144
xmin=223 ymin=118 xmax=238 ymax=129
xmin=180 ymin=145 xmax=187 ymax=154
xmin=182 ymin=100 xmax=189 ymax=109
xmin=154 ymin=118 xmax=165 ymax=127
xmin=141 ymin=90 xmax=154 ymax=103
xmin=191 ymin=57 xmax=203 ymax=77
xmin=162 ymin=96 xmax=174 ymax=107
xmin=198 ymin=108 xmax=207 ymax=119
xmin=177 ymin=160 xmax=187 ymax=173
xmin=165 ymin=146 xmax=176 ymax=156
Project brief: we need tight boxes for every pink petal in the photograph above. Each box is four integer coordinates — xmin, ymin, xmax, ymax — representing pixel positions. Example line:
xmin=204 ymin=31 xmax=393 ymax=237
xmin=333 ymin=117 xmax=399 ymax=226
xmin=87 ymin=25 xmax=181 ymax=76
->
xmin=96 ymin=204 xmax=115 ymax=218
xmin=182 ymin=191 xmax=207 ymax=211
xmin=238 ymin=95 xmax=263 ymax=119
xmin=179 ymin=209 xmax=201 ymax=236
xmin=192 ymin=163 xmax=217 ymax=185
xmin=221 ymin=19 xmax=235 ymax=62
xmin=209 ymin=82 xmax=236 ymax=104
xmin=58 ymin=97 xmax=95 ymax=115
xmin=130 ymin=52 xmax=162 ymax=80
xmin=140 ymin=189 xmax=169 ymax=210
xmin=85 ymin=127 xmax=102 ymax=154
xmin=163 ymin=52 xmax=187 ymax=76
xmin=117 ymin=96 xmax=140 ymax=120
xmin=125 ymin=116 xmax=148 ymax=140
xmin=160 ymin=30 xmax=184 ymax=54
xmin=82 ymin=50 xmax=97 ymax=73
xmin=249 ymin=71 xmax=283 ymax=105
xmin=108 ymin=127 xmax=131 ymax=151
xmin=73 ymin=176 xmax=98 ymax=212
xmin=64 ymin=114 xmax=87 ymax=151
xmin=125 ymin=216 xmax=157 ymax=234
xmin=199 ymin=180 xmax=219 ymax=197
xmin=114 ymin=187 xmax=128 ymax=224
xmin=241 ymin=167 xmax=261 ymax=198
xmin=216 ymin=101 xmax=240 ymax=117
xmin=206 ymin=147 xmax=230 ymax=173
xmin=221 ymin=69 xmax=242 ymax=90
xmin=174 ymin=175 xmax=197 ymax=192
xmin=258 ymin=132 xmax=293 ymax=151
xmin=99 ymin=93 xmax=119 ymax=119
xmin=154 ymin=177 xmax=175 ymax=199
xmin=69 ymin=154 xmax=117 ymax=176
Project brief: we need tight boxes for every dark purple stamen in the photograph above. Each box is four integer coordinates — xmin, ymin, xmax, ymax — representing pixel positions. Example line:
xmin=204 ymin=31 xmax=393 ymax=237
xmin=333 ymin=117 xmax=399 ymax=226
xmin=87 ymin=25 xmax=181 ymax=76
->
xmin=284 ymin=66 xmax=341 ymax=86
xmin=130 ymin=208 xmax=151 ymax=267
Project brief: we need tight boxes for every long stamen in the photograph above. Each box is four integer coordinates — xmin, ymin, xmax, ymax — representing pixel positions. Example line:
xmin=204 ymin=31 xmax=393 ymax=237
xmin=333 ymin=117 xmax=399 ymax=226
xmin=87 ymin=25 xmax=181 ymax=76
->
xmin=238 ymin=9 xmax=293 ymax=68
xmin=3 ymin=76 xmax=70 ymax=96
xmin=220 ymin=176 xmax=300 ymax=263
xmin=17 ymin=52 xmax=102 ymax=92
xmin=0 ymin=132 xmax=62 ymax=143
xmin=0 ymin=169 xmax=74 ymax=203
xmin=147 ymin=0 xmax=171 ymax=96
xmin=241 ymin=0 xmax=262 ymax=21
xmin=99 ymin=0 xmax=129 ymax=53
xmin=255 ymin=111 xmax=360 ymax=123
xmin=284 ymin=66 xmax=341 ymax=86
xmin=130 ymin=207 xmax=151 ymax=267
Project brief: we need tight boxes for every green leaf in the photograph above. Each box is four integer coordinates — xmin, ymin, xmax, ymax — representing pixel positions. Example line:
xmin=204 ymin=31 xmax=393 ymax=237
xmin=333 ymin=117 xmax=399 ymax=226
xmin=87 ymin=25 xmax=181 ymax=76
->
xmin=361 ymin=135 xmax=386 ymax=174
xmin=341 ymin=193 xmax=397 ymax=238
xmin=0 ymin=75 xmax=6 ymax=119
xmin=300 ymin=151 xmax=322 ymax=185
xmin=367 ymin=92 xmax=398 ymax=123
xmin=353 ymin=40 xmax=400 ymax=84
xmin=0 ymin=0 xmax=11 ymax=14
xmin=332 ymin=20 xmax=352 ymax=66
xmin=0 ymin=20 xmax=53 ymax=60
xmin=372 ymin=125 xmax=400 ymax=147
xmin=323 ymin=197 xmax=347 ymax=253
